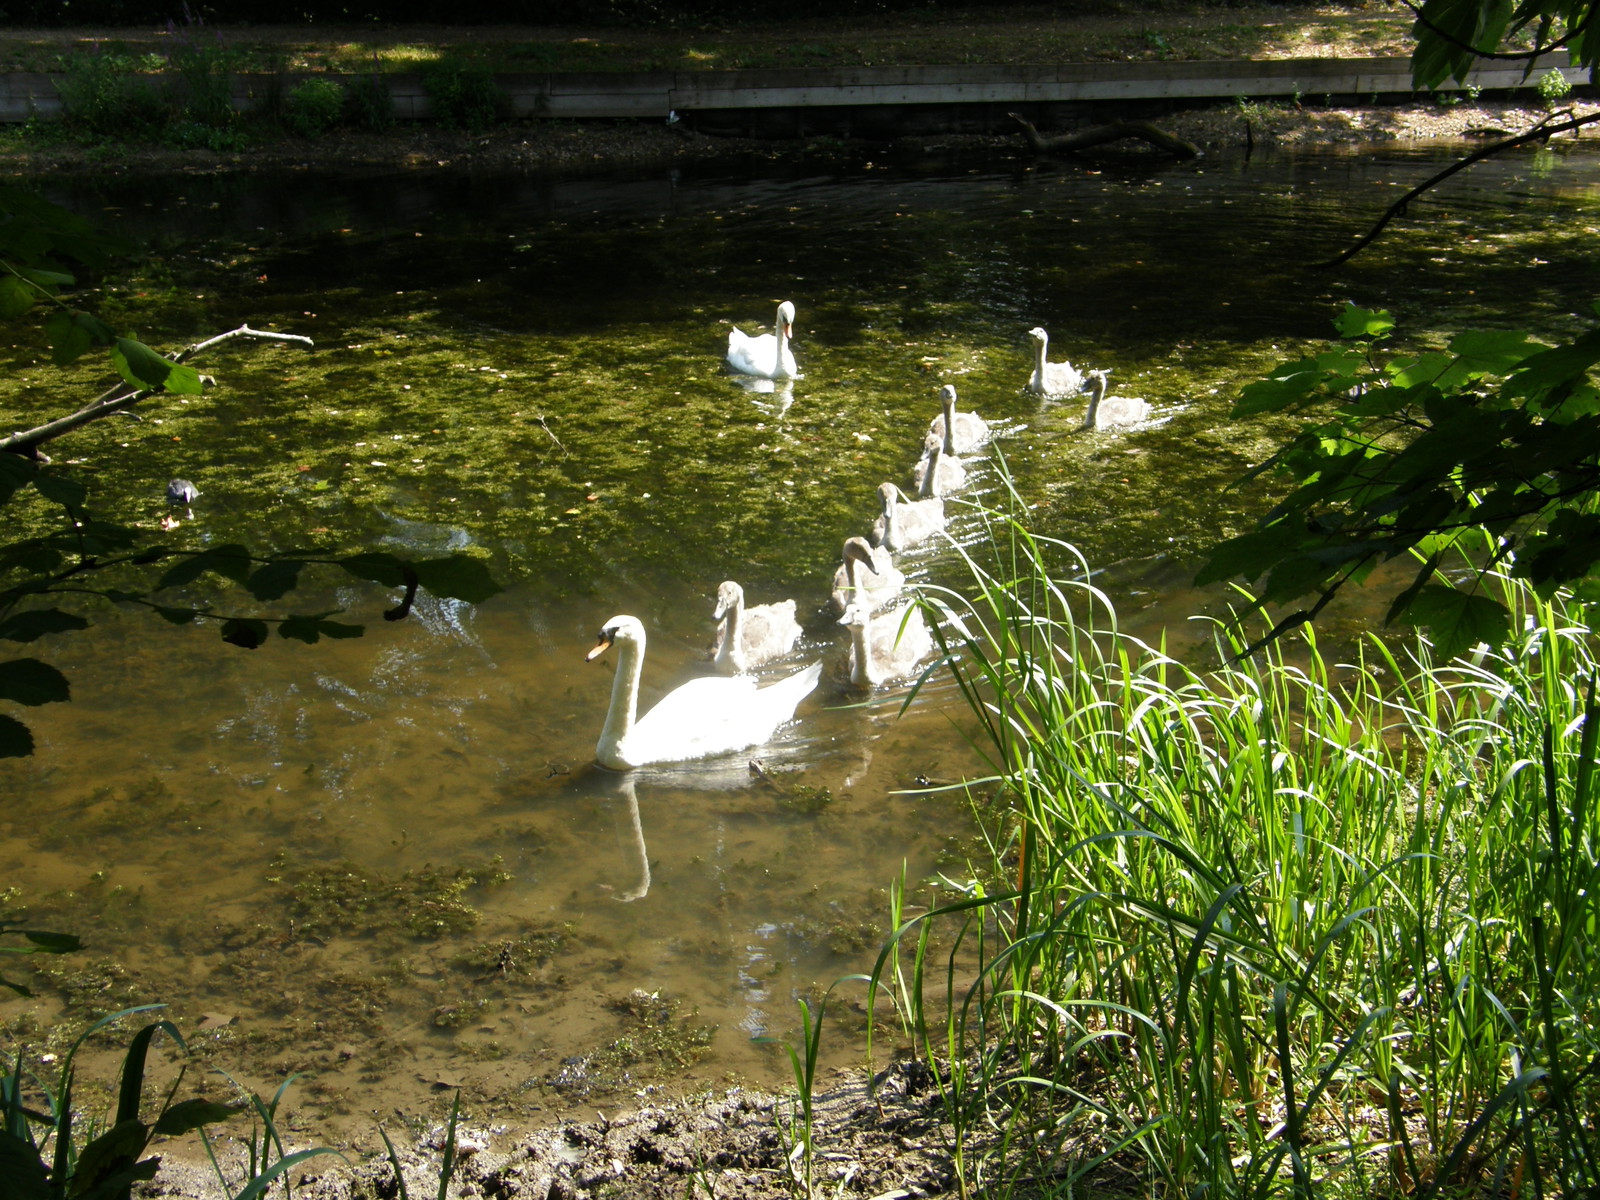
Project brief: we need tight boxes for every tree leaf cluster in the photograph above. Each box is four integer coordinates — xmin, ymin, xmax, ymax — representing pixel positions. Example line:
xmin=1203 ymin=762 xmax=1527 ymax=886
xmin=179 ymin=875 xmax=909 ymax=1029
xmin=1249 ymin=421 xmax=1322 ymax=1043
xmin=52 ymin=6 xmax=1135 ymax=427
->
xmin=0 ymin=186 xmax=203 ymax=399
xmin=0 ymin=448 xmax=500 ymax=757
xmin=1411 ymin=0 xmax=1600 ymax=88
xmin=0 ymin=184 xmax=501 ymax=760
xmin=1198 ymin=302 xmax=1600 ymax=660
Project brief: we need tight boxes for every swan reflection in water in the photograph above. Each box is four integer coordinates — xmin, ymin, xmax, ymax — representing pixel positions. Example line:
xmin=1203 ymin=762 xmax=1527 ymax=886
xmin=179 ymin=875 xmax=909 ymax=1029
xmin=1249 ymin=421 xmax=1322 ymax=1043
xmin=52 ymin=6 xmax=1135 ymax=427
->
xmin=731 ymin=375 xmax=794 ymax=418
xmin=600 ymin=771 xmax=651 ymax=903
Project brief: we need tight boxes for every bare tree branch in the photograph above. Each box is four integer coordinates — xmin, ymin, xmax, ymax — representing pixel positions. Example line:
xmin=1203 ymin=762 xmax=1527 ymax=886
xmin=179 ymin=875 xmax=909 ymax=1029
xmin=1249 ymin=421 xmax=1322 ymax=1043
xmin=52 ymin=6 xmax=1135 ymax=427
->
xmin=0 ymin=324 xmax=313 ymax=457
xmin=1317 ymin=108 xmax=1600 ymax=267
xmin=1008 ymin=112 xmax=1201 ymax=160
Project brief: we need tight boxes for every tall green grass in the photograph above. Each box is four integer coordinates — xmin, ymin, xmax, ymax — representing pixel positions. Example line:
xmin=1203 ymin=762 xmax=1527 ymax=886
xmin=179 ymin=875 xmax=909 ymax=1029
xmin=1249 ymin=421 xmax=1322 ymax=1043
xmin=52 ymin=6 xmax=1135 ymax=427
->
xmin=866 ymin=488 xmax=1600 ymax=1199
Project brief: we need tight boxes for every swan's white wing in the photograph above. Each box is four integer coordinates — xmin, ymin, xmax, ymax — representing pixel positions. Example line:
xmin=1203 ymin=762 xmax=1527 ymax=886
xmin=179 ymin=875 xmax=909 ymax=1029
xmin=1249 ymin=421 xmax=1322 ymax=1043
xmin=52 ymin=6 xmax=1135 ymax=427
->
xmin=621 ymin=663 xmax=819 ymax=765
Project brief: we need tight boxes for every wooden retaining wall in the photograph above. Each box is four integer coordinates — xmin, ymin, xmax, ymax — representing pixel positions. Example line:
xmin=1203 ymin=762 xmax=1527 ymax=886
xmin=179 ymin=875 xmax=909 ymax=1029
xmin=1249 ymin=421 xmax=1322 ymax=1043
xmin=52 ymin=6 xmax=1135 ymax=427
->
xmin=0 ymin=54 xmax=1585 ymax=126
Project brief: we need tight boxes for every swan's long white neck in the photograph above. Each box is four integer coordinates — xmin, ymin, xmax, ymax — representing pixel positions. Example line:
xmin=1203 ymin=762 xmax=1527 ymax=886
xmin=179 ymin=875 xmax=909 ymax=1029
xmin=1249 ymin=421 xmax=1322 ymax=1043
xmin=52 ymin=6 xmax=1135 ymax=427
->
xmin=919 ymin=446 xmax=941 ymax=498
xmin=880 ymin=491 xmax=901 ymax=551
xmin=714 ymin=594 xmax=745 ymax=672
xmin=598 ymin=632 xmax=644 ymax=765
xmin=1033 ymin=333 xmax=1049 ymax=373
xmin=1082 ymin=374 xmax=1108 ymax=430
xmin=845 ymin=610 xmax=876 ymax=687
xmin=772 ymin=304 xmax=794 ymax=380
xmin=940 ymin=390 xmax=957 ymax=454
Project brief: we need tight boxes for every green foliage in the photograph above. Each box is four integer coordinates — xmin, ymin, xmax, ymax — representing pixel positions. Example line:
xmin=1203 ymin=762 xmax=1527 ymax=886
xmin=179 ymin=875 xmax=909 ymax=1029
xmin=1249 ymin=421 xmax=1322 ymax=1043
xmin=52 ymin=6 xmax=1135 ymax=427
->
xmin=164 ymin=25 xmax=236 ymax=129
xmin=283 ymin=78 xmax=344 ymax=138
xmin=1196 ymin=302 xmax=1600 ymax=659
xmin=1411 ymin=0 xmax=1600 ymax=88
xmin=344 ymin=66 xmax=394 ymax=133
xmin=419 ymin=58 xmax=505 ymax=133
xmin=198 ymin=1074 xmax=342 ymax=1200
xmin=53 ymin=49 xmax=167 ymax=136
xmin=0 ymin=185 xmax=502 ymax=758
xmin=0 ymin=1007 xmax=241 ymax=1200
xmin=1537 ymin=64 xmax=1575 ymax=104
xmin=377 ymin=1092 xmax=459 ymax=1200
xmin=880 ymin=486 xmax=1600 ymax=1197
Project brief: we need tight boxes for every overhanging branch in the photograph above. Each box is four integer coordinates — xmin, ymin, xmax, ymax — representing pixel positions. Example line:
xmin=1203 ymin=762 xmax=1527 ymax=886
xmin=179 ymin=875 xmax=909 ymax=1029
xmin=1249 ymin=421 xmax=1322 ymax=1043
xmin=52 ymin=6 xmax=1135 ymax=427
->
xmin=1317 ymin=108 xmax=1600 ymax=267
xmin=0 ymin=324 xmax=313 ymax=457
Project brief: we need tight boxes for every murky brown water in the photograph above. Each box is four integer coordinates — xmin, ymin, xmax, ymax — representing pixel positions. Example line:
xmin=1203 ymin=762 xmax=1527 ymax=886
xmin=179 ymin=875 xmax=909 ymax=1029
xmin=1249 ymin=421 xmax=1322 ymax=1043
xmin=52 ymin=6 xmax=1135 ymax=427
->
xmin=5 ymin=138 xmax=1600 ymax=1143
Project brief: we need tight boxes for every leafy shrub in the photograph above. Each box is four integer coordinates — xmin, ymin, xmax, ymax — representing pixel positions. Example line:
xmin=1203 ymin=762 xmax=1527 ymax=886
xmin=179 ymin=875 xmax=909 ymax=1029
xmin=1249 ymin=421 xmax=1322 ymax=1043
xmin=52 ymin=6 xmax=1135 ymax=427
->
xmin=284 ymin=77 xmax=345 ymax=138
xmin=345 ymin=68 xmax=394 ymax=132
xmin=420 ymin=57 xmax=505 ymax=133
xmin=164 ymin=17 xmax=237 ymax=128
xmin=1537 ymin=65 xmax=1574 ymax=106
xmin=54 ymin=49 xmax=167 ymax=136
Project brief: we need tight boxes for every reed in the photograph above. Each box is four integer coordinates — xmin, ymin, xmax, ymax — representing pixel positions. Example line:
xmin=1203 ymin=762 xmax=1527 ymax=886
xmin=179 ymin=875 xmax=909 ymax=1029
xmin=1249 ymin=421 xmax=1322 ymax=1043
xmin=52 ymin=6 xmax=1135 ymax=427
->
xmin=867 ymin=481 xmax=1600 ymax=1198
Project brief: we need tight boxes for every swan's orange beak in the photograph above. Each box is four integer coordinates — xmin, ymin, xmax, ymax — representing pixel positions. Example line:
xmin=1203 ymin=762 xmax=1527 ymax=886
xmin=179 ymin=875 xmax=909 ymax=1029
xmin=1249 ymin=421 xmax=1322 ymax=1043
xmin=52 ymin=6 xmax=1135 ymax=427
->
xmin=586 ymin=630 xmax=615 ymax=662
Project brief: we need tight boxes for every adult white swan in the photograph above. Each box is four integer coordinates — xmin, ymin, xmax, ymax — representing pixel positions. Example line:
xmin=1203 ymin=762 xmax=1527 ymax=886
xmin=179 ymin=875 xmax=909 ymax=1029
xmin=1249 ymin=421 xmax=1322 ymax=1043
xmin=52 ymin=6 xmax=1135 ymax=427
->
xmin=1081 ymin=369 xmax=1151 ymax=429
xmin=710 ymin=580 xmax=802 ymax=675
xmin=871 ymin=481 xmax=944 ymax=552
xmin=838 ymin=543 xmax=933 ymax=688
xmin=587 ymin=615 xmax=821 ymax=770
xmin=830 ymin=534 xmax=905 ymax=615
xmin=726 ymin=300 xmax=799 ymax=380
xmin=925 ymin=384 xmax=989 ymax=455
xmin=1027 ymin=327 xmax=1084 ymax=398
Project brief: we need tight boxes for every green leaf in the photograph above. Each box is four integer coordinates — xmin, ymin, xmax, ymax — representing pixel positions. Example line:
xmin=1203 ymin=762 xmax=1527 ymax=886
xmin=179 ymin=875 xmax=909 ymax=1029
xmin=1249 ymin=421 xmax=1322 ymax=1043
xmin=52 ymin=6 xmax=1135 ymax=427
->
xmin=31 ymin=472 xmax=86 ymax=508
xmin=45 ymin=312 xmax=117 ymax=368
xmin=0 ymin=276 xmax=35 ymax=319
xmin=0 ymin=609 xmax=89 ymax=643
xmin=412 ymin=555 xmax=501 ymax=603
xmin=62 ymin=1118 xmax=149 ymax=1193
xmin=43 ymin=311 xmax=90 ymax=366
xmin=220 ymin=619 xmax=268 ymax=650
xmin=0 ymin=452 xmax=34 ymax=503
xmin=19 ymin=267 xmax=72 ymax=288
xmin=71 ymin=1155 xmax=161 ymax=1200
xmin=109 ymin=339 xmax=204 ymax=396
xmin=0 ymin=660 xmax=69 ymax=707
xmin=232 ymin=1148 xmax=346 ymax=1200
xmin=1333 ymin=303 xmax=1394 ymax=340
xmin=1403 ymin=585 xmax=1511 ymax=661
xmin=0 ymin=1128 xmax=50 ymax=1200
xmin=153 ymin=1099 xmax=239 ymax=1138
xmin=157 ymin=545 xmax=254 ymax=590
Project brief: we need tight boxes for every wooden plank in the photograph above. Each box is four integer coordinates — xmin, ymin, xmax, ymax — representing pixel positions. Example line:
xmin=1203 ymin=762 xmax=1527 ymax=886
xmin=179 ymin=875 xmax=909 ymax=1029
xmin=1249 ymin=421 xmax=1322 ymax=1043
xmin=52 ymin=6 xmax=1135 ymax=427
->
xmin=0 ymin=73 xmax=61 ymax=121
xmin=0 ymin=55 xmax=1587 ymax=123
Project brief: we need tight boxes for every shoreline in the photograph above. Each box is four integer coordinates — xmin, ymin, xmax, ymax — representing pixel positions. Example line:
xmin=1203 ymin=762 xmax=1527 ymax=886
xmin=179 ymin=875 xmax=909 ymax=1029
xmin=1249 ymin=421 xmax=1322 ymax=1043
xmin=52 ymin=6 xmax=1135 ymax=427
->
xmin=1 ymin=96 xmax=1588 ymax=180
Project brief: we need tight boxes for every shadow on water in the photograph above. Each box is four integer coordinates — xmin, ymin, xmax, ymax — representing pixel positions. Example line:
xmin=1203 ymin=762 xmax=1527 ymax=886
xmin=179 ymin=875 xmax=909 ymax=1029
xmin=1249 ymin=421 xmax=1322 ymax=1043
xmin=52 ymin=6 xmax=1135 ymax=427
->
xmin=6 ymin=138 xmax=1600 ymax=1136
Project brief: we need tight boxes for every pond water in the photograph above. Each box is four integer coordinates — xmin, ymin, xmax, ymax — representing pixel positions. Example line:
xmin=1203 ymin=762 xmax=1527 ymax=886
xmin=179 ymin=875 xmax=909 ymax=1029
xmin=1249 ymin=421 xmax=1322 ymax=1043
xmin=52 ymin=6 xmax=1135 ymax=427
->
xmin=3 ymin=135 xmax=1600 ymax=1144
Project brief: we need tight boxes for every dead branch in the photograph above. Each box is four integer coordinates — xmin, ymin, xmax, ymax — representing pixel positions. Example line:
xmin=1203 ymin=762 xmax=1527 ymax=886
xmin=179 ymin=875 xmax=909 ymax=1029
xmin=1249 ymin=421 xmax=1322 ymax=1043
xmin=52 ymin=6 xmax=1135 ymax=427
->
xmin=1 ymin=324 xmax=313 ymax=457
xmin=1318 ymin=108 xmax=1600 ymax=267
xmin=1008 ymin=111 xmax=1201 ymax=160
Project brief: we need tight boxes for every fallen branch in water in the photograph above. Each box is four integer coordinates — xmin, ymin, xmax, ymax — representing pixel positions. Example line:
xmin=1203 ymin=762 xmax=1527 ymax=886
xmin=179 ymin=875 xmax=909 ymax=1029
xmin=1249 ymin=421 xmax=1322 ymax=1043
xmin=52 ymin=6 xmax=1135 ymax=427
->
xmin=1 ymin=324 xmax=313 ymax=458
xmin=1008 ymin=111 xmax=1201 ymax=160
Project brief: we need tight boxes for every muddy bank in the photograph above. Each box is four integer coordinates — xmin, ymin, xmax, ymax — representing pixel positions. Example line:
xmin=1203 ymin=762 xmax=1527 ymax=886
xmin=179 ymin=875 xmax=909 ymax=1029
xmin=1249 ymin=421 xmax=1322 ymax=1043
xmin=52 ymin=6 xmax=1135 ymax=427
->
xmin=142 ymin=1061 xmax=988 ymax=1200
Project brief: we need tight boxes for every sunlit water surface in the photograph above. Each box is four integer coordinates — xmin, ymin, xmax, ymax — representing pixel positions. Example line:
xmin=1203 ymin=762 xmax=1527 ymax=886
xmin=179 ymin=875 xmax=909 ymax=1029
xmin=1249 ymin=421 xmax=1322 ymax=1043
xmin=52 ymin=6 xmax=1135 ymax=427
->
xmin=3 ymin=136 xmax=1599 ymax=1142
